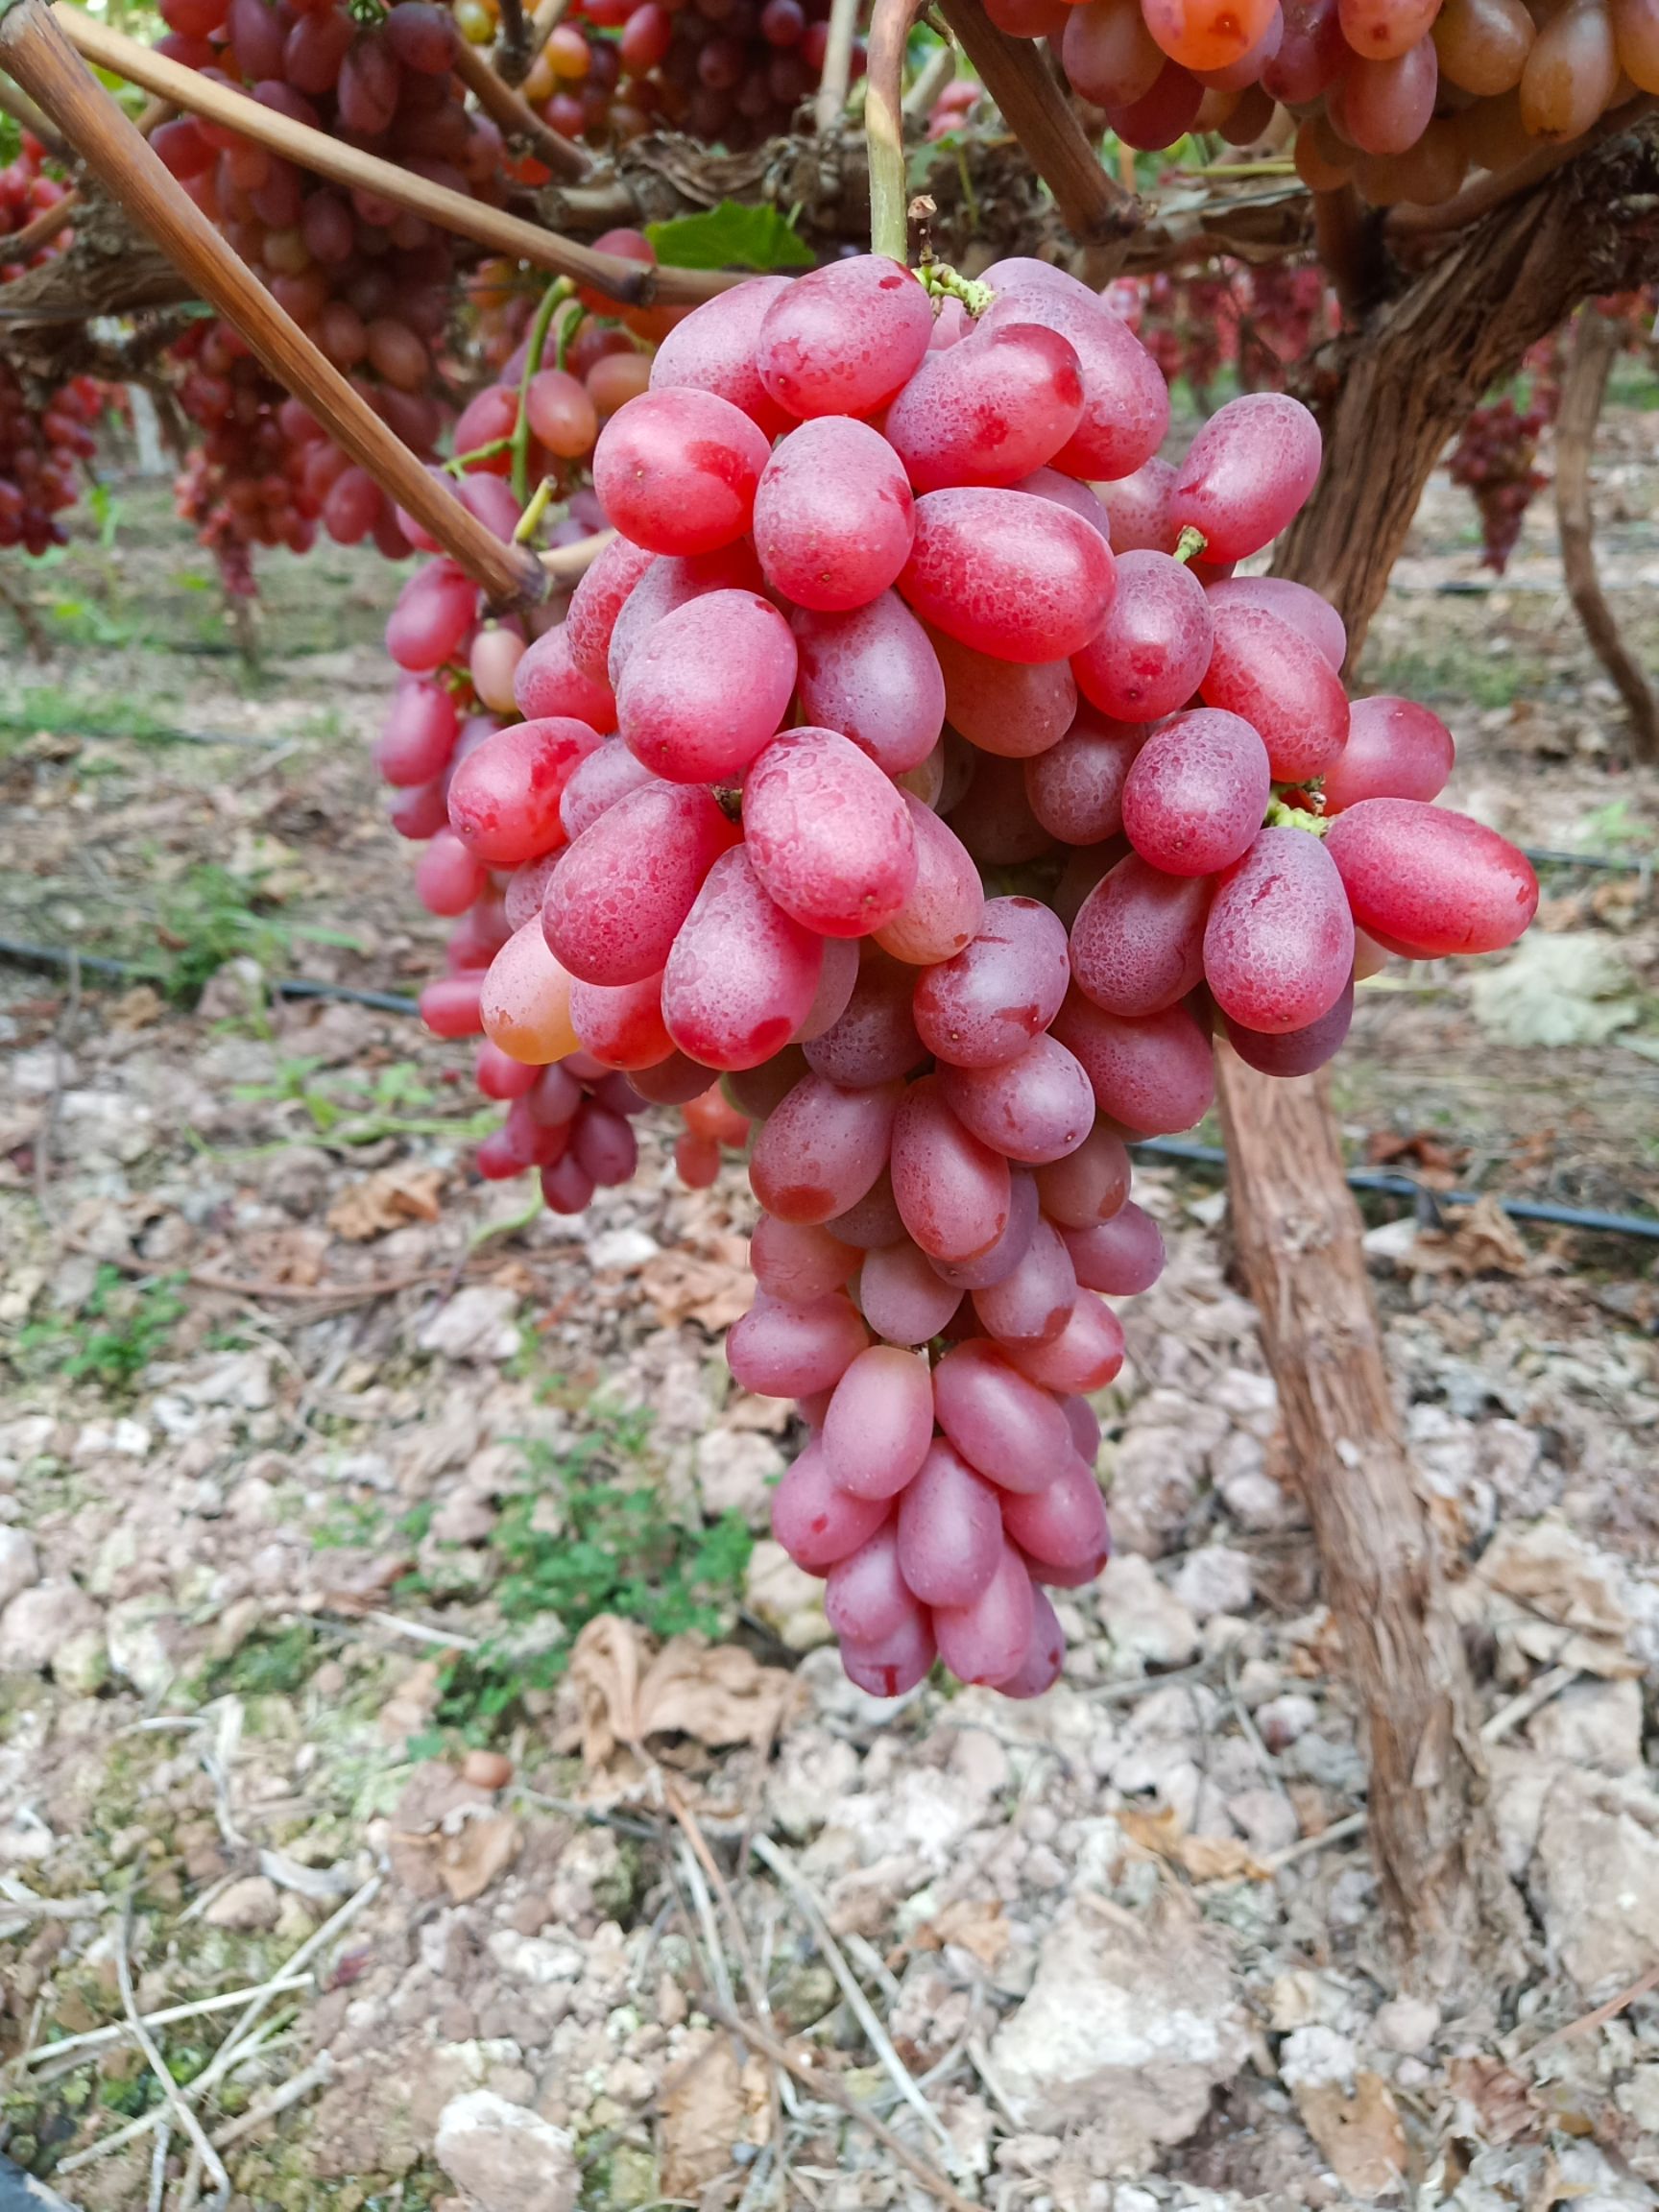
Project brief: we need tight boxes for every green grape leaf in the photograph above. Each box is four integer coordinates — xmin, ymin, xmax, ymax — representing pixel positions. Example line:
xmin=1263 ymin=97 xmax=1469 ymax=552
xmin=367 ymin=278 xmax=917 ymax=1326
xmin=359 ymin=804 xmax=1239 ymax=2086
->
xmin=646 ymin=200 xmax=815 ymax=273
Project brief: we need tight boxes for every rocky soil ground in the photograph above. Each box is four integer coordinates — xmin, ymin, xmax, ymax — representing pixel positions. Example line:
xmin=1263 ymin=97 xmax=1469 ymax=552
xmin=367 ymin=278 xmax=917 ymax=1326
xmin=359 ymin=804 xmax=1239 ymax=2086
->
xmin=0 ymin=403 xmax=1656 ymax=2212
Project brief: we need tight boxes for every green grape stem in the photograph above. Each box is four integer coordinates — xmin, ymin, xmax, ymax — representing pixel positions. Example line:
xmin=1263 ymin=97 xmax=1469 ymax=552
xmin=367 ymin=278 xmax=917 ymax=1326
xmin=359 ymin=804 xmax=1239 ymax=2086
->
xmin=1264 ymin=799 xmax=1331 ymax=834
xmin=922 ymin=262 xmax=995 ymax=320
xmin=1173 ymin=525 xmax=1208 ymax=565
xmin=511 ymin=275 xmax=576 ymax=509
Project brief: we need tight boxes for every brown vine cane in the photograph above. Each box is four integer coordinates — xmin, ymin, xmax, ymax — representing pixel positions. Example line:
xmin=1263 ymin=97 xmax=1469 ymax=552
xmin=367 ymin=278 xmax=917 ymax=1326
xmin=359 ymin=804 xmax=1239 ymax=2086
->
xmin=48 ymin=6 xmax=743 ymax=308
xmin=0 ymin=0 xmax=549 ymax=611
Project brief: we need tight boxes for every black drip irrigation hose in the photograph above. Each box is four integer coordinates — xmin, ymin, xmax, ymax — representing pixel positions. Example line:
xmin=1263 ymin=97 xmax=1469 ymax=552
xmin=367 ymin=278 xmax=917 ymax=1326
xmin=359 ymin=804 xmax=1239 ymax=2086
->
xmin=2 ymin=933 xmax=1655 ymax=1245
xmin=0 ymin=935 xmax=419 ymax=1017
xmin=1133 ymin=1138 xmax=1659 ymax=1244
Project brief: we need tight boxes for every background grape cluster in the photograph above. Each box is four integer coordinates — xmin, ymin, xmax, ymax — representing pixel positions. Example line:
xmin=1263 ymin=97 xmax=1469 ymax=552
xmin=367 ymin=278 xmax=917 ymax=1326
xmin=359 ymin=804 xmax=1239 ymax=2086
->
xmin=0 ymin=129 xmax=109 ymax=555
xmin=989 ymin=0 xmax=1659 ymax=208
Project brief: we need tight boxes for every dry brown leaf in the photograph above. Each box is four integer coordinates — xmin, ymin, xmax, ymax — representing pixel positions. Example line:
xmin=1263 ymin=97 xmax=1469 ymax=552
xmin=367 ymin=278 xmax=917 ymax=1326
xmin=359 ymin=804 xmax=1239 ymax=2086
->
xmin=560 ymin=1615 xmax=802 ymax=1771
xmin=110 ymin=984 xmax=164 ymax=1030
xmin=0 ymin=1111 xmax=42 ymax=1159
xmin=1408 ymin=1194 xmax=1530 ymax=1280
xmin=659 ymin=2032 xmax=751 ymax=2196
xmin=1293 ymin=2072 xmax=1407 ymax=2198
xmin=1119 ymin=1805 xmax=1270 ymax=1884
xmin=1177 ymin=1834 xmax=1272 ymax=1883
xmin=1461 ymin=1518 xmax=1637 ymax=1680
xmin=1447 ymin=2054 xmax=1539 ymax=2148
xmin=379 ymin=1661 xmax=443 ymax=1746
xmin=437 ymin=1812 xmax=521 ymax=1904
xmin=913 ymin=1896 xmax=1011 ymax=1969
xmin=326 ymin=1165 xmax=445 ymax=1242
xmin=638 ymin=1248 xmax=754 ymax=1332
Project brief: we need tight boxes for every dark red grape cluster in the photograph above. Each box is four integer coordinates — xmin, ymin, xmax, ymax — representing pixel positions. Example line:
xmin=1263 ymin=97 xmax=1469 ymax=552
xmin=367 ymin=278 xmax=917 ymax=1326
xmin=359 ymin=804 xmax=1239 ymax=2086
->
xmin=517 ymin=0 xmax=863 ymax=150
xmin=380 ymin=251 xmax=1536 ymax=1701
xmin=0 ymin=369 xmax=101 ymax=556
xmin=1111 ymin=264 xmax=1338 ymax=404
xmin=0 ymin=133 xmax=105 ymax=555
xmin=0 ymin=130 xmax=72 ymax=278
xmin=150 ymin=0 xmax=506 ymax=590
xmin=1447 ymin=336 xmax=1561 ymax=573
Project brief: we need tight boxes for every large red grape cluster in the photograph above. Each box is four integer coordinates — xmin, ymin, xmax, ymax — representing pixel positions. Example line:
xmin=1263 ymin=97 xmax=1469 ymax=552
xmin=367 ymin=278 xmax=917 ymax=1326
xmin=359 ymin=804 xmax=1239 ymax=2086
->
xmin=0 ymin=133 xmax=106 ymax=555
xmin=385 ymin=251 xmax=1536 ymax=1701
xmin=516 ymin=0 xmax=862 ymax=150
xmin=150 ymin=0 xmax=505 ymax=589
xmin=986 ymin=0 xmax=1659 ymax=209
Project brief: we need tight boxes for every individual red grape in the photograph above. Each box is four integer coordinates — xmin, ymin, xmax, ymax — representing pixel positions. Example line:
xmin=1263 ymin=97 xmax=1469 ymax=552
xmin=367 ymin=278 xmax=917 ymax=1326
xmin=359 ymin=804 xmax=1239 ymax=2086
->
xmin=1050 ymin=989 xmax=1216 ymax=1134
xmin=1072 ymin=550 xmax=1214 ymax=722
xmin=768 ymin=1436 xmax=886 ymax=1565
xmin=662 ymin=847 xmax=825 ymax=1070
xmin=981 ymin=280 xmax=1171 ymax=484
xmin=898 ymin=487 xmax=1117 ymax=665
xmin=803 ymin=956 xmax=926 ymax=1087
xmin=874 ymin=798 xmax=985 ymax=965
xmin=911 ymin=897 xmax=1071 ymax=1068
xmin=752 ymin=1214 xmax=859 ymax=1303
xmin=930 ymin=630 xmax=1078 ymax=760
xmin=542 ymin=780 xmax=739 ymax=985
xmin=1006 ymin=1291 xmax=1125 ymax=1392
xmin=752 ymin=419 xmax=915 ymax=612
xmin=479 ymin=920 xmax=578 ymax=1065
xmin=1204 ymin=827 xmax=1355 ymax=1033
xmin=933 ymin=1541 xmax=1036 ymax=1685
xmin=649 ymin=274 xmax=794 ymax=436
xmin=1120 ymin=709 xmax=1271 ymax=877
xmin=1023 ymin=708 xmax=1147 ymax=846
xmin=513 ymin=622 xmax=618 ymax=732
xmin=1169 ymin=393 xmax=1322 ymax=561
xmin=822 ymin=1344 xmax=936 ymax=1499
xmin=1322 ymin=800 xmax=1538 ymax=955
xmin=747 ymin=1073 xmax=902 ymax=1223
xmin=565 ymin=535 xmax=656 ymax=684
xmin=1205 ymin=575 xmax=1347 ymax=672
xmin=896 ymin=1440 xmax=1004 ymax=1604
xmin=592 ymin=387 xmax=771 ymax=556
xmin=973 ymin=1214 xmax=1079 ymax=1342
xmin=1000 ymin=1452 xmax=1110 ymax=1575
xmin=1062 ymin=1198 xmax=1166 ymax=1291
xmin=883 ymin=323 xmax=1087 ymax=491
xmin=617 ymin=589 xmax=796 ymax=782
xmin=447 ymin=718 xmax=604 ymax=867
xmin=1200 ymin=599 xmax=1351 ymax=782
xmin=756 ymin=254 xmax=933 ymax=421
xmin=938 ymin=1036 xmax=1096 ymax=1165
xmin=791 ymin=595 xmax=946 ymax=778
xmin=825 ymin=1524 xmax=915 ymax=1647
xmin=890 ymin=1076 xmax=1012 ymax=1262
xmin=840 ymin=1603 xmax=936 ymax=1698
xmin=1070 ymin=854 xmax=1213 ymax=1017
xmin=742 ymin=728 xmax=919 ymax=937
xmin=856 ymin=1237 xmax=967 ymax=1346
xmin=931 ymin=1337 xmax=1073 ymax=1492
xmin=1319 ymin=694 xmax=1455 ymax=810
xmin=1035 ymin=1119 xmax=1132 ymax=1228
xmin=1224 ymin=977 xmax=1355 ymax=1075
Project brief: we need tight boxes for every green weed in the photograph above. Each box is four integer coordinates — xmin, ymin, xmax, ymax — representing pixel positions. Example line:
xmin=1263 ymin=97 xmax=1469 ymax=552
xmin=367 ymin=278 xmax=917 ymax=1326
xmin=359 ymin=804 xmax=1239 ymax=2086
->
xmin=197 ymin=1622 xmax=322 ymax=1700
xmin=10 ymin=1265 xmax=185 ymax=1392
xmin=407 ymin=1403 xmax=755 ymax=1748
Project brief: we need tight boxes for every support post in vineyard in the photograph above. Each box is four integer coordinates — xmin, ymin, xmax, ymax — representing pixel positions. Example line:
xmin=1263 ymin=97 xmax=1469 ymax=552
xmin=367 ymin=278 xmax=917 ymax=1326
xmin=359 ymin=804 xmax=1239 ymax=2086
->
xmin=1216 ymin=118 xmax=1659 ymax=1988
xmin=1554 ymin=305 xmax=1659 ymax=765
